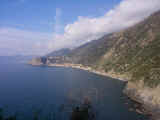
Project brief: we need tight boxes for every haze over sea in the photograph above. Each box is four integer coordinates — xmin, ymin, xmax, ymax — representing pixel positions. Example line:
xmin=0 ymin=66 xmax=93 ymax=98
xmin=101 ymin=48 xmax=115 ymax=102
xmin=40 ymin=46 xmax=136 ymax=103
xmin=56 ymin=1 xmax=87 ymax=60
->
xmin=0 ymin=56 xmax=148 ymax=120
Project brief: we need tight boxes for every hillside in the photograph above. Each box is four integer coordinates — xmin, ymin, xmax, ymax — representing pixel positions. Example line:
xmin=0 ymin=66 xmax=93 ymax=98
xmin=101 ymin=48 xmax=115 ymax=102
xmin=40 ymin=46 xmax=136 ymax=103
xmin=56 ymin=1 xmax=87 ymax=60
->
xmin=98 ymin=10 xmax=160 ymax=87
xmin=46 ymin=48 xmax=71 ymax=57
xmin=65 ymin=34 xmax=118 ymax=66
xmin=33 ymin=10 xmax=160 ymax=87
xmin=46 ymin=10 xmax=160 ymax=87
xmin=30 ymin=11 xmax=160 ymax=118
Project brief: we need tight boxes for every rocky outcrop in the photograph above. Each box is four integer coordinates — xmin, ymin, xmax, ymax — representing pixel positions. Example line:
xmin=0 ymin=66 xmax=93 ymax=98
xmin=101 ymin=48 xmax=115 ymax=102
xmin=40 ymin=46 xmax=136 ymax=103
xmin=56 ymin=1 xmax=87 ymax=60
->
xmin=124 ymin=81 xmax=160 ymax=120
xmin=28 ymin=58 xmax=44 ymax=66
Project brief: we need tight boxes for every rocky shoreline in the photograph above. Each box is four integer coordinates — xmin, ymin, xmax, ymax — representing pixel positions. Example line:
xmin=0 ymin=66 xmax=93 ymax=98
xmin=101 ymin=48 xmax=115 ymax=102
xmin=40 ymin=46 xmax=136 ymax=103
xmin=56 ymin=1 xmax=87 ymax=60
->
xmin=124 ymin=82 xmax=160 ymax=120
xmin=48 ymin=64 xmax=160 ymax=120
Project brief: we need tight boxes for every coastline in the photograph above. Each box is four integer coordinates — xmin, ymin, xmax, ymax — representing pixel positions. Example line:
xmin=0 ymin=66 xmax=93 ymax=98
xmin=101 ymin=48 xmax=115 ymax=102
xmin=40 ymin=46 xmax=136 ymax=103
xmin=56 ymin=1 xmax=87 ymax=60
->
xmin=49 ymin=63 xmax=160 ymax=120
xmin=29 ymin=62 xmax=159 ymax=120
xmin=47 ymin=63 xmax=128 ymax=81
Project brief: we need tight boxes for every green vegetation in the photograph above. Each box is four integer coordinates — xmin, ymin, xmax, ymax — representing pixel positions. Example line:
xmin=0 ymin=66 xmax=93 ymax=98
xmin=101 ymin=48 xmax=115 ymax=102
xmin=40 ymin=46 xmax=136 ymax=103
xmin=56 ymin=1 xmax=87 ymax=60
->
xmin=98 ymin=11 xmax=160 ymax=87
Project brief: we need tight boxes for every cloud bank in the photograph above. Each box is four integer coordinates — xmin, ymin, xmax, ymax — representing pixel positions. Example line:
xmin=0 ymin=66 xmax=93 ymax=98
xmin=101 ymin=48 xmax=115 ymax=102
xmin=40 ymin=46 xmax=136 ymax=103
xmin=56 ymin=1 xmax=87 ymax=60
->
xmin=48 ymin=0 xmax=160 ymax=52
xmin=0 ymin=27 xmax=52 ymax=56
xmin=0 ymin=0 xmax=160 ymax=56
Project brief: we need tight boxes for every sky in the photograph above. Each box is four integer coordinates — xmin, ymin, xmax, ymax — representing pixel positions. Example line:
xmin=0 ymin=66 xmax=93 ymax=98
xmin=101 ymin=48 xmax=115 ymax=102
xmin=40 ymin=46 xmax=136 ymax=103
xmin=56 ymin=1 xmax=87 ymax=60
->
xmin=0 ymin=0 xmax=160 ymax=56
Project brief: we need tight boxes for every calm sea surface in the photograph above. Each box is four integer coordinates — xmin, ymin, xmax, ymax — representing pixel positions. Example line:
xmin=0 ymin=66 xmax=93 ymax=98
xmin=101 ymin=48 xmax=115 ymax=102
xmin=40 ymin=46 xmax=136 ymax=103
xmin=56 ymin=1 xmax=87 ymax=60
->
xmin=0 ymin=57 xmax=148 ymax=120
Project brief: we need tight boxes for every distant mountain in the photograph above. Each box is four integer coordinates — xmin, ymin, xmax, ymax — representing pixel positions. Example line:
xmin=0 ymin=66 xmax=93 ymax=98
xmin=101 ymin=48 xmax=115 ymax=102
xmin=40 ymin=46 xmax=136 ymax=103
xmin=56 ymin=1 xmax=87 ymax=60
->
xmin=46 ymin=48 xmax=71 ymax=57
xmin=66 ymin=34 xmax=117 ymax=66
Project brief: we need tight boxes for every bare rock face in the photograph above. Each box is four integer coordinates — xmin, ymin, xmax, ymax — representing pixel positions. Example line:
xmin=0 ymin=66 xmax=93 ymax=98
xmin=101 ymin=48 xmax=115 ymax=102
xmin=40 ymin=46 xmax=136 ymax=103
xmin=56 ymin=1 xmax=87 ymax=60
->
xmin=28 ymin=58 xmax=44 ymax=66
xmin=124 ymin=81 xmax=160 ymax=120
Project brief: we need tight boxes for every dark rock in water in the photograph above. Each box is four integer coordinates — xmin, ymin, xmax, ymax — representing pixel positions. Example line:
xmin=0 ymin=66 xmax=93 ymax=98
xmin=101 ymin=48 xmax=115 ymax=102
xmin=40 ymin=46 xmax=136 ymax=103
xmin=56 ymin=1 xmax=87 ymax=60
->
xmin=129 ymin=108 xmax=134 ymax=111
xmin=40 ymin=57 xmax=47 ymax=64
xmin=70 ymin=99 xmax=96 ymax=120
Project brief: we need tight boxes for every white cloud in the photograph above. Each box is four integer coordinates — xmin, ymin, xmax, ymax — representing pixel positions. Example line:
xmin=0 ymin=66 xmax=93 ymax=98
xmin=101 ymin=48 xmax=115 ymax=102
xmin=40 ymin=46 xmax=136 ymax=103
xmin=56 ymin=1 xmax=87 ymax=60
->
xmin=1 ymin=0 xmax=160 ymax=56
xmin=0 ymin=8 xmax=63 ymax=56
xmin=0 ymin=27 xmax=52 ymax=56
xmin=48 ymin=0 xmax=160 ymax=52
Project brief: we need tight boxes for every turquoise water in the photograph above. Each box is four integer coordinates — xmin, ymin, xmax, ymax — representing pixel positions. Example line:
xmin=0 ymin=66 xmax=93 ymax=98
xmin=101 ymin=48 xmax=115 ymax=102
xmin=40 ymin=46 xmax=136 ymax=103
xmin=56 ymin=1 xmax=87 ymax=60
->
xmin=0 ymin=57 xmax=148 ymax=120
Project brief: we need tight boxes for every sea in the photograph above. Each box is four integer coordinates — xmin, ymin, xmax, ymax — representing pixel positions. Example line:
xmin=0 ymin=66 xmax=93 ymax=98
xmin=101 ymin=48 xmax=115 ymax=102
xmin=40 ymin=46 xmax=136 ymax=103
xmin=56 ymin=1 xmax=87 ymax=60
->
xmin=0 ymin=56 xmax=149 ymax=120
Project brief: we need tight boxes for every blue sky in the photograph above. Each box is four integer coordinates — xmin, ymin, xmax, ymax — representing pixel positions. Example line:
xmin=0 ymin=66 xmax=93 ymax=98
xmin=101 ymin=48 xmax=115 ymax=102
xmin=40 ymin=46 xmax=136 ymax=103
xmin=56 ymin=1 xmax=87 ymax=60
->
xmin=0 ymin=0 xmax=120 ymax=33
xmin=0 ymin=0 xmax=160 ymax=56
